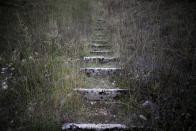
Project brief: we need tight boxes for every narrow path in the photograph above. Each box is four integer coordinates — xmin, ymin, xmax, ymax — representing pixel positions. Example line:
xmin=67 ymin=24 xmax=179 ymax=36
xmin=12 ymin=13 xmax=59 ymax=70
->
xmin=62 ymin=2 xmax=150 ymax=131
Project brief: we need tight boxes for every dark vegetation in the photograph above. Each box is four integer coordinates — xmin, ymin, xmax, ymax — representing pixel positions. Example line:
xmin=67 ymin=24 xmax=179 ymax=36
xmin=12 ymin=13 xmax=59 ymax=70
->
xmin=0 ymin=0 xmax=196 ymax=130
xmin=104 ymin=0 xmax=196 ymax=130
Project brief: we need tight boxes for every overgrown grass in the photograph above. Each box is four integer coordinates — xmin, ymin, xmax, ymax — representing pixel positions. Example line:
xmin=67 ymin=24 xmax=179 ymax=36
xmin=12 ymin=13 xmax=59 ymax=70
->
xmin=0 ymin=0 xmax=92 ymax=130
xmin=104 ymin=0 xmax=196 ymax=130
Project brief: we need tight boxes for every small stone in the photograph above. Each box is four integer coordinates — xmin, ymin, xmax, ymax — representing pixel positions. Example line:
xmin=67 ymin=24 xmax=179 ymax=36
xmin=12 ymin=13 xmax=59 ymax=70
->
xmin=90 ymin=101 xmax=96 ymax=105
xmin=139 ymin=114 xmax=147 ymax=121
xmin=2 ymin=81 xmax=8 ymax=90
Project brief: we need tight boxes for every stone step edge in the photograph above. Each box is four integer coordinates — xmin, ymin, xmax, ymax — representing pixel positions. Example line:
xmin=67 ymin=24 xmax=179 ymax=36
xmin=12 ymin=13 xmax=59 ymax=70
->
xmin=62 ymin=123 xmax=128 ymax=131
xmin=90 ymin=51 xmax=113 ymax=54
xmin=74 ymin=88 xmax=128 ymax=101
xmin=80 ymin=67 xmax=122 ymax=77
xmin=74 ymin=88 xmax=128 ymax=91
xmin=91 ymin=44 xmax=111 ymax=47
xmin=62 ymin=123 xmax=152 ymax=131
xmin=80 ymin=67 xmax=121 ymax=70
xmin=83 ymin=56 xmax=119 ymax=61
xmin=92 ymin=40 xmax=108 ymax=42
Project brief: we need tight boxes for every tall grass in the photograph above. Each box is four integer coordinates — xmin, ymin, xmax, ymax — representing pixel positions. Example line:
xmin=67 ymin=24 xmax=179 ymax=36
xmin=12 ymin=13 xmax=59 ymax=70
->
xmin=0 ymin=0 xmax=92 ymax=130
xmin=103 ymin=0 xmax=196 ymax=130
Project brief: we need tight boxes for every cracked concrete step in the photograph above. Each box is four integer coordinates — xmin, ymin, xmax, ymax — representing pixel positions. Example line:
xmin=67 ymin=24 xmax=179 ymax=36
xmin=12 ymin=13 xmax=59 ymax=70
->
xmin=74 ymin=88 xmax=128 ymax=101
xmin=80 ymin=67 xmax=121 ymax=76
xmin=83 ymin=56 xmax=119 ymax=63
xmin=62 ymin=123 xmax=128 ymax=131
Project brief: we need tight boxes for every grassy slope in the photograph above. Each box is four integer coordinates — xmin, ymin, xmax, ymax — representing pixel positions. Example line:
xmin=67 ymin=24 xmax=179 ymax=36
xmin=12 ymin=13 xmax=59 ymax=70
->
xmin=0 ymin=0 xmax=91 ymax=130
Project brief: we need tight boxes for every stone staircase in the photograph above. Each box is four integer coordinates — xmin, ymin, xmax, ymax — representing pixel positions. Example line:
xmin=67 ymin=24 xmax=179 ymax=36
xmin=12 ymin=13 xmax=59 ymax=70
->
xmin=62 ymin=11 xmax=151 ymax=131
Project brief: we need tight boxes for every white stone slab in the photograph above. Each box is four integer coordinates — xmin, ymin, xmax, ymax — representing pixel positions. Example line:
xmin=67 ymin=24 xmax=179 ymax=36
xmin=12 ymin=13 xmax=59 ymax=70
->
xmin=62 ymin=123 xmax=128 ymax=130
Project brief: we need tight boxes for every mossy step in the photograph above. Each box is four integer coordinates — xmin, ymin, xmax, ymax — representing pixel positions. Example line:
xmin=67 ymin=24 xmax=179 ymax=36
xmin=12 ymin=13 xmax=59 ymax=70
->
xmin=74 ymin=88 xmax=128 ymax=101
xmin=62 ymin=123 xmax=128 ymax=131
xmin=80 ymin=67 xmax=121 ymax=76
xmin=83 ymin=56 xmax=119 ymax=63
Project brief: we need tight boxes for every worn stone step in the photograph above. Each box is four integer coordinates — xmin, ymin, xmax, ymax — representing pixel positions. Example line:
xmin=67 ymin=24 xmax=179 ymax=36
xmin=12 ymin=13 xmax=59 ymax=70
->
xmin=94 ymin=25 xmax=107 ymax=29
xmin=96 ymin=19 xmax=106 ymax=23
xmin=92 ymin=39 xmax=108 ymax=44
xmin=94 ymin=24 xmax=108 ymax=29
xmin=92 ymin=40 xmax=108 ymax=44
xmin=80 ymin=67 xmax=121 ymax=76
xmin=62 ymin=123 xmax=152 ymax=131
xmin=92 ymin=35 xmax=108 ymax=38
xmin=62 ymin=123 xmax=128 ymax=131
xmin=92 ymin=36 xmax=108 ymax=40
xmin=91 ymin=48 xmax=111 ymax=51
xmin=92 ymin=38 xmax=109 ymax=42
xmin=94 ymin=31 xmax=108 ymax=35
xmin=91 ymin=44 xmax=110 ymax=48
xmin=90 ymin=50 xmax=112 ymax=55
xmin=92 ymin=38 xmax=109 ymax=44
xmin=94 ymin=33 xmax=107 ymax=36
xmin=94 ymin=28 xmax=108 ymax=32
xmin=83 ymin=56 xmax=119 ymax=63
xmin=74 ymin=88 xmax=128 ymax=101
xmin=92 ymin=39 xmax=109 ymax=43
xmin=84 ymin=77 xmax=116 ymax=89
xmin=93 ymin=34 xmax=108 ymax=37
xmin=95 ymin=20 xmax=106 ymax=23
